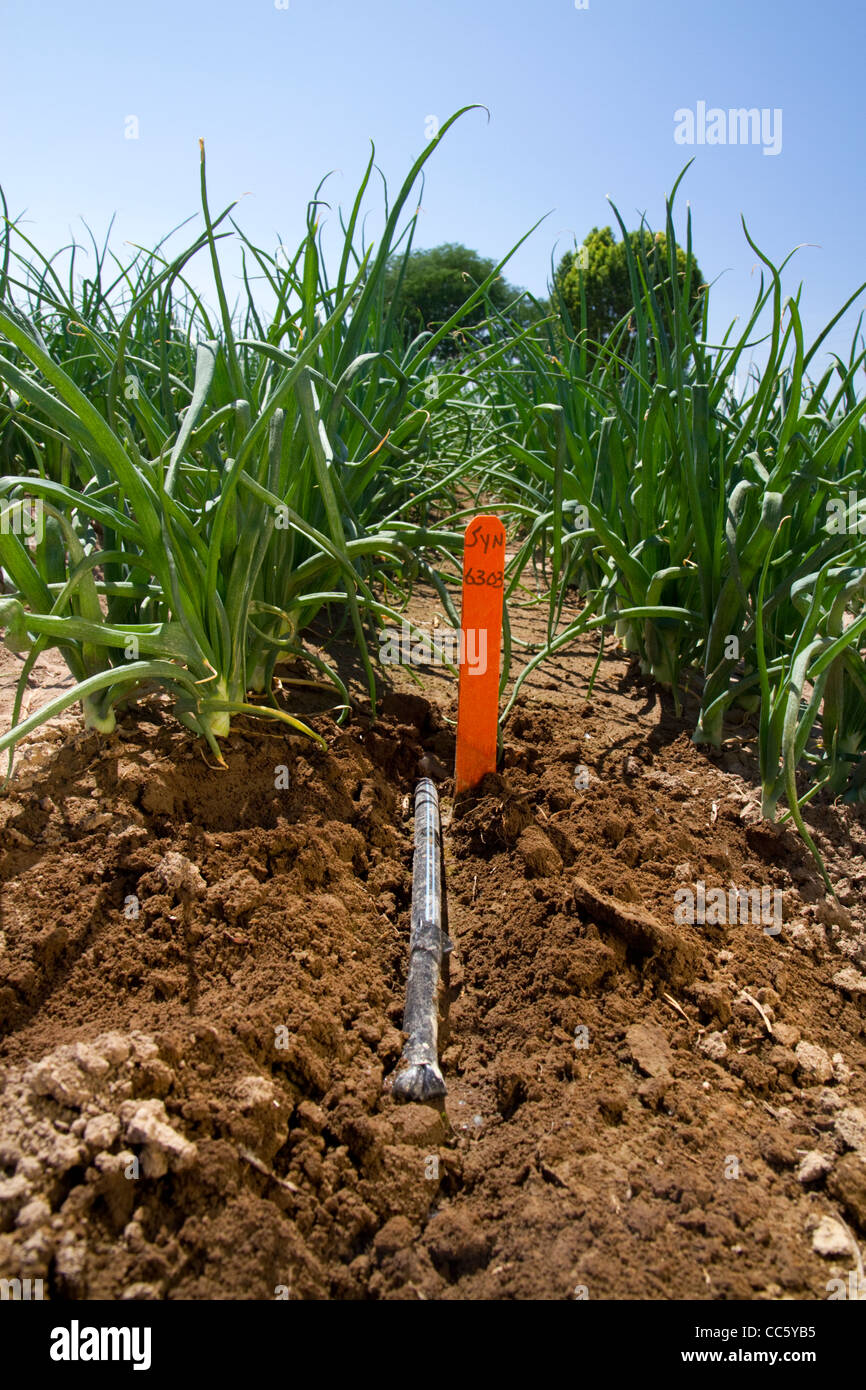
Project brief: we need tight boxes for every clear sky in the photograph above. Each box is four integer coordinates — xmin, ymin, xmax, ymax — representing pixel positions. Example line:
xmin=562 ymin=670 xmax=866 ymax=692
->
xmin=2 ymin=0 xmax=864 ymax=369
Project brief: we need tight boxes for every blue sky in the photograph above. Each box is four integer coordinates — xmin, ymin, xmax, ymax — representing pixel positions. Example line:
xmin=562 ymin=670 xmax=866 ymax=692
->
xmin=2 ymin=0 xmax=865 ymax=369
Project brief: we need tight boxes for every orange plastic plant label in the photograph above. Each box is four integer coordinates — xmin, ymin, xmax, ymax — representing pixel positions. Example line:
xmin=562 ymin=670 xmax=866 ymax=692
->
xmin=454 ymin=515 xmax=505 ymax=794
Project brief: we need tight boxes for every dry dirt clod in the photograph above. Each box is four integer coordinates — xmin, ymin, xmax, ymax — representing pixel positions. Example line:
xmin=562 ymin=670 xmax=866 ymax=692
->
xmin=697 ymin=1032 xmax=728 ymax=1061
xmin=795 ymin=1041 xmax=835 ymax=1085
xmin=797 ymin=1151 xmax=833 ymax=1185
xmin=812 ymin=1215 xmax=854 ymax=1258
xmin=833 ymin=967 xmax=866 ymax=999
xmin=154 ymin=851 xmax=207 ymax=900
xmin=827 ymin=1156 xmax=866 ymax=1234
xmin=625 ymin=1023 xmax=672 ymax=1078
xmin=834 ymin=1107 xmax=866 ymax=1156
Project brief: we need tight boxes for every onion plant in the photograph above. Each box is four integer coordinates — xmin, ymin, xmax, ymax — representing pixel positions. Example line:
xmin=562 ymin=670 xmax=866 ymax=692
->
xmin=0 ymin=109 xmax=528 ymax=772
xmin=483 ymin=170 xmax=866 ymax=872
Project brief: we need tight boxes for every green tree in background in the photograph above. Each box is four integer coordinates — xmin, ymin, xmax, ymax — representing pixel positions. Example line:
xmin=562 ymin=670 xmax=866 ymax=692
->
xmin=554 ymin=226 xmax=705 ymax=348
xmin=383 ymin=242 xmax=539 ymax=358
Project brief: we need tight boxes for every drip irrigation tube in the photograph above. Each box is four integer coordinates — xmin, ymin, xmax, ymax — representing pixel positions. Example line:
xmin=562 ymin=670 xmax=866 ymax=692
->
xmin=392 ymin=777 xmax=450 ymax=1102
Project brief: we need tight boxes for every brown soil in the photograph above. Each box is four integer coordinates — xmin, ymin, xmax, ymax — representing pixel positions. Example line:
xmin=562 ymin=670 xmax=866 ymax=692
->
xmin=1 ymin=596 xmax=865 ymax=1301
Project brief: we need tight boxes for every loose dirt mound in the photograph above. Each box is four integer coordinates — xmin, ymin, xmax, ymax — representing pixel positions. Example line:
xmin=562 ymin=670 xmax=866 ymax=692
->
xmin=1 ymin=634 xmax=865 ymax=1300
